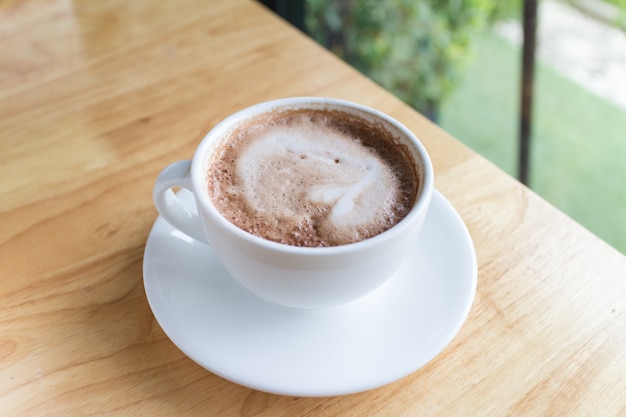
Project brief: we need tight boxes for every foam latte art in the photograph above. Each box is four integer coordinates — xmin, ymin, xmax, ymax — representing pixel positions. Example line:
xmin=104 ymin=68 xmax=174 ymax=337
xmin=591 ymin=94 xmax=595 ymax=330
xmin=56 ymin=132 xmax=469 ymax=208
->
xmin=208 ymin=109 xmax=419 ymax=247
xmin=239 ymin=127 xmax=387 ymax=224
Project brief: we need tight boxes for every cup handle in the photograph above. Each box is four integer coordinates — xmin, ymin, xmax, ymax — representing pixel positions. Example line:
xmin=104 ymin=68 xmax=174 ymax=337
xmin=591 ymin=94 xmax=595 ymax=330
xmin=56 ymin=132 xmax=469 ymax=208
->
xmin=153 ymin=160 xmax=209 ymax=244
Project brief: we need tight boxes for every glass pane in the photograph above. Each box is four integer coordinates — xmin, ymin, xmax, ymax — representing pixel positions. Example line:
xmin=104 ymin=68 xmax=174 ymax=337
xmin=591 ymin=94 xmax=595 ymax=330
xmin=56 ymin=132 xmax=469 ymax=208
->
xmin=304 ymin=0 xmax=626 ymax=254
xmin=442 ymin=0 xmax=626 ymax=254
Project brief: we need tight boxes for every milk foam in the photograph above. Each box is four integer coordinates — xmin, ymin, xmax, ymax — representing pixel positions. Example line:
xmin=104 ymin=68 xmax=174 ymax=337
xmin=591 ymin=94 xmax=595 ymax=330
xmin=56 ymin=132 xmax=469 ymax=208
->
xmin=209 ymin=109 xmax=418 ymax=247
xmin=236 ymin=124 xmax=395 ymax=226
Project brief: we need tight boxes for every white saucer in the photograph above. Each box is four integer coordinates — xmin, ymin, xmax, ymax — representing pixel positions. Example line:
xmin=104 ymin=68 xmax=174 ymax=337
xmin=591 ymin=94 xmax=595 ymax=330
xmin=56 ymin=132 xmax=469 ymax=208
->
xmin=143 ymin=189 xmax=477 ymax=397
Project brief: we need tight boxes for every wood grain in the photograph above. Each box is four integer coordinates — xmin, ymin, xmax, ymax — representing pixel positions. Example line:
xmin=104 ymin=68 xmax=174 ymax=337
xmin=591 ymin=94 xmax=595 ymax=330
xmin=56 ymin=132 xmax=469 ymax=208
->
xmin=1 ymin=0 xmax=625 ymax=415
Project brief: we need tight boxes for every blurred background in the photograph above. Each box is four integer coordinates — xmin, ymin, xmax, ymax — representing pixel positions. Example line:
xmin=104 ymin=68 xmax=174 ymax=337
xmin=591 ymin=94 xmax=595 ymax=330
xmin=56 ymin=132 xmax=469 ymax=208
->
xmin=262 ymin=0 xmax=626 ymax=254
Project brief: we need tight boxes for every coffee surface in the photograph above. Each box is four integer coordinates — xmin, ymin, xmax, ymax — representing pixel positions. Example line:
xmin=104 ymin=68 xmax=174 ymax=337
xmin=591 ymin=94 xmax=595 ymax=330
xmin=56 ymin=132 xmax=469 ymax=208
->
xmin=208 ymin=108 xmax=419 ymax=247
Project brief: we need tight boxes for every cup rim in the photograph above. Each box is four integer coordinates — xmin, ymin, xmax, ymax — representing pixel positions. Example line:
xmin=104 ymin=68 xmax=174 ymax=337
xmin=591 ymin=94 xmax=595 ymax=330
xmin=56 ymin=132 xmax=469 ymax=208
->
xmin=191 ymin=97 xmax=434 ymax=255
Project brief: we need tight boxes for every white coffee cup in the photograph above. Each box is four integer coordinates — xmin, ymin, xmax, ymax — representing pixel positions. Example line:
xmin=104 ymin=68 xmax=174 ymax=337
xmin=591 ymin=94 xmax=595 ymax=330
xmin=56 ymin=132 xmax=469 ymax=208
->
xmin=153 ymin=97 xmax=434 ymax=309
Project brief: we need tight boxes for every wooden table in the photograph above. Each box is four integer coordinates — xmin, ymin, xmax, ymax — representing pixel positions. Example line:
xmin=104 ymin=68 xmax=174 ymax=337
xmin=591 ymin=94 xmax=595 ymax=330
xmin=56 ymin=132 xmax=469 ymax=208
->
xmin=1 ymin=0 xmax=625 ymax=415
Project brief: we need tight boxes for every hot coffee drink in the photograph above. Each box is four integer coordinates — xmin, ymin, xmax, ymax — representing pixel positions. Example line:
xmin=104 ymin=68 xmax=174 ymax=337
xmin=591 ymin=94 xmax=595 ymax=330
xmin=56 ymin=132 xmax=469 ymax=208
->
xmin=207 ymin=108 xmax=420 ymax=247
xmin=154 ymin=97 xmax=433 ymax=307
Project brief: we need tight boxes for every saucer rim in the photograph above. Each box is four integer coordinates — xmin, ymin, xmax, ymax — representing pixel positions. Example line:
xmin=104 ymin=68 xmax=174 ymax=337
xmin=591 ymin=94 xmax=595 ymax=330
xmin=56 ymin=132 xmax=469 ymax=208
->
xmin=143 ymin=189 xmax=477 ymax=396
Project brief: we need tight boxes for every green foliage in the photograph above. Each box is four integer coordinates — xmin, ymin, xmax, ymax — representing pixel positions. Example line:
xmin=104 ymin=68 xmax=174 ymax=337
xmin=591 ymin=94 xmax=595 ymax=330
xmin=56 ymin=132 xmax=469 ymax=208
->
xmin=600 ymin=0 xmax=626 ymax=10
xmin=305 ymin=0 xmax=520 ymax=115
xmin=440 ymin=31 xmax=626 ymax=253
